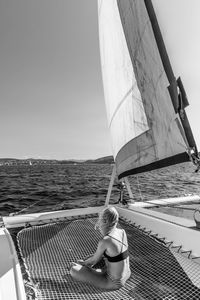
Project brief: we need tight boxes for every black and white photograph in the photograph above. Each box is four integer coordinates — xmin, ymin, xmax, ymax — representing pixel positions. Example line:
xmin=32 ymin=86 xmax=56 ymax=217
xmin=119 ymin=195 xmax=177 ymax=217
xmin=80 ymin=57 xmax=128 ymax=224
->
xmin=0 ymin=1 xmax=200 ymax=299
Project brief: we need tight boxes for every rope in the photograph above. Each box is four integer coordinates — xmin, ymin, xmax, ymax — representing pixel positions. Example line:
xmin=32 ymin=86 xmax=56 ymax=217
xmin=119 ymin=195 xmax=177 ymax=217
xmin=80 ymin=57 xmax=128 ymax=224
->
xmin=9 ymin=199 xmax=45 ymax=216
xmin=9 ymin=196 xmax=69 ymax=216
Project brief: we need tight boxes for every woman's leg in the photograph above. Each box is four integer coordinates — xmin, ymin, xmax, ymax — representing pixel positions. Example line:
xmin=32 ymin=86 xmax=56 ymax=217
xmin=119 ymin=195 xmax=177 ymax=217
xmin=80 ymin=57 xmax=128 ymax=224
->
xmin=70 ymin=263 xmax=118 ymax=290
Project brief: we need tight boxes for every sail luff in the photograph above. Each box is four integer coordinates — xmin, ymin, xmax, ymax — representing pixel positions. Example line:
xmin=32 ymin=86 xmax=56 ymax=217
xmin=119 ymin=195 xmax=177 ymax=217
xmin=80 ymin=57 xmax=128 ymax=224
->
xmin=143 ymin=0 xmax=180 ymax=116
xmin=143 ymin=1 xmax=176 ymax=83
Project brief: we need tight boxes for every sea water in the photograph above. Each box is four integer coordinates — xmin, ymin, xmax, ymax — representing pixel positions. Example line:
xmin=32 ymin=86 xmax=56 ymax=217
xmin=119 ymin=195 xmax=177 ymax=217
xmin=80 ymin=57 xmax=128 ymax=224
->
xmin=0 ymin=162 xmax=200 ymax=219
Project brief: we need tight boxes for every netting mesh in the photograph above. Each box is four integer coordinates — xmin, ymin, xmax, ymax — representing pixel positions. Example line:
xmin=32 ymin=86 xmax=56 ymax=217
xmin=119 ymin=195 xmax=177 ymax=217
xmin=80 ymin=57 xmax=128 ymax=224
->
xmin=17 ymin=216 xmax=200 ymax=300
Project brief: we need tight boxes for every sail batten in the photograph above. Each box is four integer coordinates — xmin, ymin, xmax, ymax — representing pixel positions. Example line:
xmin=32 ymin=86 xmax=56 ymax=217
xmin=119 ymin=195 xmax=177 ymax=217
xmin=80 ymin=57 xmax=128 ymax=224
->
xmin=98 ymin=0 xmax=196 ymax=178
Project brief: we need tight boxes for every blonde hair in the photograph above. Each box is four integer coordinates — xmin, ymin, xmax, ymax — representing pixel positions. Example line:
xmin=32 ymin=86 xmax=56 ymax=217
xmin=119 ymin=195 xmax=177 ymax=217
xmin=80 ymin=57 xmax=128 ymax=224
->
xmin=96 ymin=206 xmax=119 ymax=235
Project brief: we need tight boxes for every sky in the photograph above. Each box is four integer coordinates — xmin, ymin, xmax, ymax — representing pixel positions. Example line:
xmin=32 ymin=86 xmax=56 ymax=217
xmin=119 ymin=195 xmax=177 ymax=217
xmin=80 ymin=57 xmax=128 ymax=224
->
xmin=0 ymin=0 xmax=199 ymax=160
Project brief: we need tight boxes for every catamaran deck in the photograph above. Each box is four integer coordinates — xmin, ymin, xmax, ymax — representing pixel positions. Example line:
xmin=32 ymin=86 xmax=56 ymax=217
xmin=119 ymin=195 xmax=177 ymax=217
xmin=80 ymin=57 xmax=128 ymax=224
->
xmin=11 ymin=213 xmax=200 ymax=300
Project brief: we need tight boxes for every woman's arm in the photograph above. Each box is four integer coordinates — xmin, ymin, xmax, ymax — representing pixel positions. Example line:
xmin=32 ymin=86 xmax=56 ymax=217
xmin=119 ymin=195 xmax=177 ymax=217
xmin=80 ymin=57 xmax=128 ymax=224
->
xmin=80 ymin=239 xmax=107 ymax=267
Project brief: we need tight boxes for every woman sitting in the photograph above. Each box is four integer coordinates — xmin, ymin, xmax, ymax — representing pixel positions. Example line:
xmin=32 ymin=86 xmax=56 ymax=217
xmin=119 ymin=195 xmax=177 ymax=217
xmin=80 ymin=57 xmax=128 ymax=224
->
xmin=70 ymin=206 xmax=131 ymax=290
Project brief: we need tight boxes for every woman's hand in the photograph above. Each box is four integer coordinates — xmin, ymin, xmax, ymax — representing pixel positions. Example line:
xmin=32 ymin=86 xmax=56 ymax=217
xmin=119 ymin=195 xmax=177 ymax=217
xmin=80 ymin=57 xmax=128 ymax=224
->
xmin=77 ymin=259 xmax=85 ymax=266
xmin=76 ymin=259 xmax=93 ymax=267
xmin=74 ymin=239 xmax=107 ymax=269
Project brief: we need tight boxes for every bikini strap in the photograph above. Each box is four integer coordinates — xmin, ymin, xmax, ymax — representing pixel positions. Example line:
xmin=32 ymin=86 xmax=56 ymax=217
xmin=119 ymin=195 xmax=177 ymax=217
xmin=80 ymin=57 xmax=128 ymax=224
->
xmin=121 ymin=229 xmax=125 ymax=252
xmin=107 ymin=229 xmax=127 ymax=248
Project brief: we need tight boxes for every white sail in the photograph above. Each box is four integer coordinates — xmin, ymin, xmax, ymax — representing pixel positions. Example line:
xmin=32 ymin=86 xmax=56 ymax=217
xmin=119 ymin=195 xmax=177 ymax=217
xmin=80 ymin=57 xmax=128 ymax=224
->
xmin=98 ymin=0 xmax=192 ymax=178
xmin=98 ymin=0 xmax=149 ymax=158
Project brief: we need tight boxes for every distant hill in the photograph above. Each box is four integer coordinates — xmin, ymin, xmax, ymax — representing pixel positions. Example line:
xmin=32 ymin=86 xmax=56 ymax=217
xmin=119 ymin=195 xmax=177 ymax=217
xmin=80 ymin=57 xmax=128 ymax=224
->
xmin=0 ymin=156 xmax=114 ymax=166
xmin=84 ymin=156 xmax=114 ymax=164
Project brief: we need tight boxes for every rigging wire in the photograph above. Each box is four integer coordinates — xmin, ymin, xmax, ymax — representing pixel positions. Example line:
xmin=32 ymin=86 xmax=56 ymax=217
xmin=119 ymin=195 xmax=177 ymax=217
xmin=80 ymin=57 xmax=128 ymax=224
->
xmin=136 ymin=175 xmax=144 ymax=202
xmin=9 ymin=198 xmax=46 ymax=216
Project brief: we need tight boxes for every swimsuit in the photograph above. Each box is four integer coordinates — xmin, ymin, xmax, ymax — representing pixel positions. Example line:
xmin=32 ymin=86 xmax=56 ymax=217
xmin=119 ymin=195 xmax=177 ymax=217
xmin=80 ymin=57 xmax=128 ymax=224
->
xmin=104 ymin=229 xmax=131 ymax=287
xmin=104 ymin=248 xmax=129 ymax=262
xmin=104 ymin=229 xmax=129 ymax=262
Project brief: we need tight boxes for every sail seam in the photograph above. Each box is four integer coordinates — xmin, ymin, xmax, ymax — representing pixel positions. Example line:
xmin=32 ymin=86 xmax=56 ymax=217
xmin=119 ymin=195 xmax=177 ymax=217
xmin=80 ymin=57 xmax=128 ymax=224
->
xmin=108 ymin=83 xmax=139 ymax=128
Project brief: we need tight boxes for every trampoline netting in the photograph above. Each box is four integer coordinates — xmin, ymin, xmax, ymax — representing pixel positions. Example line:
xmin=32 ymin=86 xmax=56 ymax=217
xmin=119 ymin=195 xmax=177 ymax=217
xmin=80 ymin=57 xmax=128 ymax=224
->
xmin=17 ymin=216 xmax=200 ymax=300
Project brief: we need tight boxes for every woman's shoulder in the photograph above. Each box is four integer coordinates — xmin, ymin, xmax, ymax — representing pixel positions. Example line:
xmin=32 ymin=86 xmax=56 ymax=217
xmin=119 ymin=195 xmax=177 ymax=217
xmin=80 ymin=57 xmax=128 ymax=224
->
xmin=104 ymin=228 xmax=124 ymax=241
xmin=102 ymin=234 xmax=116 ymax=247
xmin=114 ymin=227 xmax=125 ymax=236
xmin=102 ymin=235 xmax=111 ymax=243
xmin=100 ymin=236 xmax=110 ymax=246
